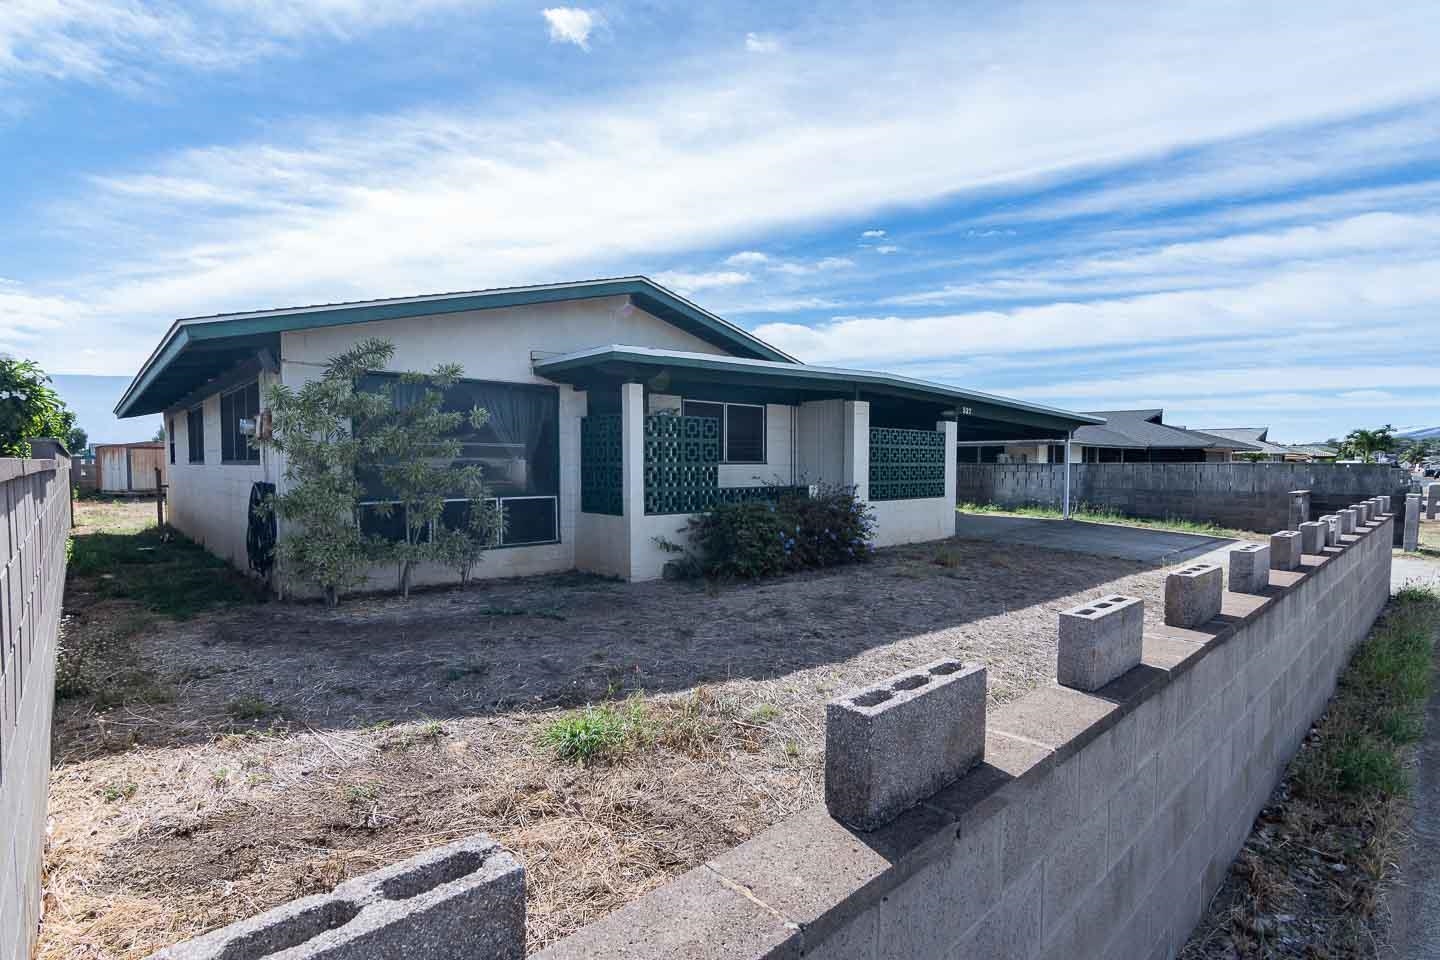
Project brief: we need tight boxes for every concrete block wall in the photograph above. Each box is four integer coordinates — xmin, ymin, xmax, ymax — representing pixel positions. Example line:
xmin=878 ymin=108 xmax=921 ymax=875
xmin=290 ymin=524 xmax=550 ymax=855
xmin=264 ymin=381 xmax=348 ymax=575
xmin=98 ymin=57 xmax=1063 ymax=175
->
xmin=0 ymin=458 xmax=71 ymax=960
xmin=957 ymin=462 xmax=1407 ymax=533
xmin=532 ymin=510 xmax=1393 ymax=960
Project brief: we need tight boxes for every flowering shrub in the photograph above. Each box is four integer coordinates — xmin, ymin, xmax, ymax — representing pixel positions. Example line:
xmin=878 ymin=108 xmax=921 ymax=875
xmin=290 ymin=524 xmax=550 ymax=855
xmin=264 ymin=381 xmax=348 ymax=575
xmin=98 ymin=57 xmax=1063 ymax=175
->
xmin=684 ymin=485 xmax=875 ymax=579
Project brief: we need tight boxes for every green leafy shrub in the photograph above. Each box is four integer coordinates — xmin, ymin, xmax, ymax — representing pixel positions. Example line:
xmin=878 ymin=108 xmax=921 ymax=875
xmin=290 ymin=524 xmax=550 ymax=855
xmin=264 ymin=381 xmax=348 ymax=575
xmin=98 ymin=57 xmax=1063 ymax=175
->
xmin=540 ymin=700 xmax=647 ymax=764
xmin=683 ymin=485 xmax=875 ymax=579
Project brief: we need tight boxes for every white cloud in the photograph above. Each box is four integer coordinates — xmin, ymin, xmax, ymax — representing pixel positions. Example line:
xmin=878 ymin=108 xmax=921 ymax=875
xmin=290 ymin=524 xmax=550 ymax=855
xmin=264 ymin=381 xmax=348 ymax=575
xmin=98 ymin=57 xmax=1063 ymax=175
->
xmin=744 ymin=32 xmax=780 ymax=54
xmin=769 ymin=256 xmax=854 ymax=276
xmin=651 ymin=270 xmax=752 ymax=294
xmin=542 ymin=7 xmax=597 ymax=50
xmin=12 ymin=0 xmax=1440 ymax=383
xmin=874 ymin=244 xmax=899 ymax=254
xmin=724 ymin=250 xmax=770 ymax=266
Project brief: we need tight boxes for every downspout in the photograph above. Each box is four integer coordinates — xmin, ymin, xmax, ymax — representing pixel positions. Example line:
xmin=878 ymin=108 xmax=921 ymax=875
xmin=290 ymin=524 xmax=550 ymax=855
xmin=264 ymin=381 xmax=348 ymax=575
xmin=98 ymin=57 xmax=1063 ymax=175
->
xmin=1063 ymin=431 xmax=1073 ymax=520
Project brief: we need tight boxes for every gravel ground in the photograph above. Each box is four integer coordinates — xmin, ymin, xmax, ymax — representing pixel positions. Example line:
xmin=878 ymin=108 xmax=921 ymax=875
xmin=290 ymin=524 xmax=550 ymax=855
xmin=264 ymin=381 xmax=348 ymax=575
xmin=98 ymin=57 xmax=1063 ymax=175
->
xmin=44 ymin=513 xmax=1192 ymax=958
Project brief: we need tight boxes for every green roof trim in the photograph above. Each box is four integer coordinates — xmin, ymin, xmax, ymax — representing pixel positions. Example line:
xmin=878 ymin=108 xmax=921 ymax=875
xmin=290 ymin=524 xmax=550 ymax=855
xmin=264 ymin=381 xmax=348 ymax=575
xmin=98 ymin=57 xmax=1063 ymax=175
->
xmin=115 ymin=277 xmax=796 ymax=418
xmin=534 ymin=345 xmax=1105 ymax=433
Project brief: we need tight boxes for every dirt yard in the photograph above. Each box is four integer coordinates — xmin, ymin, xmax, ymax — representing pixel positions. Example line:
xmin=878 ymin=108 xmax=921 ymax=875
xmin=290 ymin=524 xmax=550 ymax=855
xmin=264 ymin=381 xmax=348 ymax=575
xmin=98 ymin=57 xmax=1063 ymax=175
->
xmin=44 ymin=499 xmax=1209 ymax=957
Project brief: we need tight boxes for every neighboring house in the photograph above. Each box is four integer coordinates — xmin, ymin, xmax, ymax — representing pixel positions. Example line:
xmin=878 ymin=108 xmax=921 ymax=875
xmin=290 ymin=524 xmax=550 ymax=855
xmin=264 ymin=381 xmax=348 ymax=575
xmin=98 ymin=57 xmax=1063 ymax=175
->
xmin=1197 ymin=427 xmax=1299 ymax=462
xmin=1282 ymin=443 xmax=1339 ymax=462
xmin=114 ymin=277 xmax=1098 ymax=586
xmin=958 ymin=409 xmax=1260 ymax=464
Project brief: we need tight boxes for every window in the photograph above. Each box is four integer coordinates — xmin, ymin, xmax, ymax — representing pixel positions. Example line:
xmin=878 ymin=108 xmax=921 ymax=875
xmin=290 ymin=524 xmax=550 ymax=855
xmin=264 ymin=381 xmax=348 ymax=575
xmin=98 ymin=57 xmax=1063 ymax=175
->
xmin=681 ymin=400 xmax=766 ymax=464
xmin=355 ymin=375 xmax=561 ymax=547
xmin=167 ymin=418 xmax=175 ymax=464
xmin=221 ymin=381 xmax=260 ymax=464
xmin=187 ymin=407 xmax=205 ymax=464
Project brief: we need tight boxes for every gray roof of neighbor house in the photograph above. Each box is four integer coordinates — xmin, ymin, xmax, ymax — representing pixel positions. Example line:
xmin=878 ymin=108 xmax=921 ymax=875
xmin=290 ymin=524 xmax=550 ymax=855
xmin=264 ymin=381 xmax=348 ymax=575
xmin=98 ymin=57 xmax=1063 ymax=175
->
xmin=1065 ymin=410 xmax=1262 ymax=451
xmin=1197 ymin=427 xmax=1292 ymax=456
xmin=534 ymin=345 xmax=1103 ymax=437
xmin=115 ymin=277 xmax=797 ymax=418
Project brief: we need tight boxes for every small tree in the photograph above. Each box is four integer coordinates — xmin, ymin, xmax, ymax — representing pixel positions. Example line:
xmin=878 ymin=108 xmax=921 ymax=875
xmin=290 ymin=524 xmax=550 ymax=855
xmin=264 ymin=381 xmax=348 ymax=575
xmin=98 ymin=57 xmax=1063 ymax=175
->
xmin=362 ymin=364 xmax=496 ymax=597
xmin=1340 ymin=424 xmax=1396 ymax=463
xmin=0 ymin=358 xmax=76 ymax=457
xmin=263 ymin=338 xmax=395 ymax=605
xmin=66 ymin=425 xmax=88 ymax=454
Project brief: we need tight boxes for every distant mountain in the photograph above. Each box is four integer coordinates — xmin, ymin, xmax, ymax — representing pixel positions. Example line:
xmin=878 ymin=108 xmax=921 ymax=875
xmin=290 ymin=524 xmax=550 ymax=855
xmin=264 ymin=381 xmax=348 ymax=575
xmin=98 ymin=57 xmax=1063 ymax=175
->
xmin=1399 ymin=426 xmax=1440 ymax=440
xmin=51 ymin=374 xmax=162 ymax=446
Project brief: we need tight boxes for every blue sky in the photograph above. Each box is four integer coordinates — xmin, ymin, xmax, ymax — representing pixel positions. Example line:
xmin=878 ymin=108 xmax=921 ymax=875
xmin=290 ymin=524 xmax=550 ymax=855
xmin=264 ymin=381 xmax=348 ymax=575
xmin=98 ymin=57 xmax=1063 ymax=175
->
xmin=3 ymin=1 xmax=1439 ymax=444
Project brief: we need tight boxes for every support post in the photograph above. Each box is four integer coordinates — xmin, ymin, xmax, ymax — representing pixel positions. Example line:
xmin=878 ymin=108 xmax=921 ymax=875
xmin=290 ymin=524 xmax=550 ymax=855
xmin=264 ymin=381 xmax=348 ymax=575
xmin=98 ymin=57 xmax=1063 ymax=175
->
xmin=155 ymin=466 xmax=164 ymax=527
xmin=1063 ymin=431 xmax=1073 ymax=520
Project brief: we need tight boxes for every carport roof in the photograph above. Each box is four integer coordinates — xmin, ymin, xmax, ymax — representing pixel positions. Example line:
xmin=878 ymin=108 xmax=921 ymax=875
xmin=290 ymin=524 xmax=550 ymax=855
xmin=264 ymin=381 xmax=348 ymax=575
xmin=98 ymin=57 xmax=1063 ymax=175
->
xmin=533 ymin=345 xmax=1103 ymax=435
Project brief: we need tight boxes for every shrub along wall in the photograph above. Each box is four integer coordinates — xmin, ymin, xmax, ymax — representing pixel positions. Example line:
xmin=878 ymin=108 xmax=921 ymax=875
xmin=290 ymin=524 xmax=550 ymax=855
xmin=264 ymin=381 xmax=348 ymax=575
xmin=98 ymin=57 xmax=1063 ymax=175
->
xmin=957 ymin=461 xmax=1408 ymax=532
xmin=533 ymin=510 xmax=1394 ymax=959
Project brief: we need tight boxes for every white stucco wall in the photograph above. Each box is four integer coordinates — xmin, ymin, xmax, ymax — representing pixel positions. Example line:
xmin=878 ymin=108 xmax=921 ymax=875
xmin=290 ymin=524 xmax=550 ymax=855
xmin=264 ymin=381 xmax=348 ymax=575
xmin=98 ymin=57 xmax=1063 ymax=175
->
xmin=165 ymin=369 xmax=278 ymax=573
xmin=796 ymin=399 xmax=847 ymax=487
xmin=869 ymin=497 xmax=956 ymax=547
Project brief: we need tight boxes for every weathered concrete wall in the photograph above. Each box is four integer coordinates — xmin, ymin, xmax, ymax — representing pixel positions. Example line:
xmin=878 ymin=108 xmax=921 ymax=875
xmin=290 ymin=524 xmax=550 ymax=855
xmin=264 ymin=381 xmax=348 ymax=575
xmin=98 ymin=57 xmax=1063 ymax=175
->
xmin=0 ymin=457 xmax=71 ymax=960
xmin=533 ymin=510 xmax=1393 ymax=959
xmin=957 ymin=461 xmax=1407 ymax=532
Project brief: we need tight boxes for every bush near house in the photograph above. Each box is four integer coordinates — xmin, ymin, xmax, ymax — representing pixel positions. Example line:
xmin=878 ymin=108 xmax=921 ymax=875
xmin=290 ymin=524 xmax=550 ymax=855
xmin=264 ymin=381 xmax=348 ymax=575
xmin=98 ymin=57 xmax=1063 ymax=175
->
xmin=683 ymin=485 xmax=875 ymax=579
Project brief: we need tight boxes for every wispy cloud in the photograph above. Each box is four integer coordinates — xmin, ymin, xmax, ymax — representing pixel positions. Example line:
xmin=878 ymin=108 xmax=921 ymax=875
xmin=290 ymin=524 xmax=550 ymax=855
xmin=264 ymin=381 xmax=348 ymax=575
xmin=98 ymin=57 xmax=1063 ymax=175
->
xmin=542 ymin=7 xmax=598 ymax=50
xmin=651 ymin=270 xmax=752 ymax=294
xmin=744 ymin=32 xmax=780 ymax=54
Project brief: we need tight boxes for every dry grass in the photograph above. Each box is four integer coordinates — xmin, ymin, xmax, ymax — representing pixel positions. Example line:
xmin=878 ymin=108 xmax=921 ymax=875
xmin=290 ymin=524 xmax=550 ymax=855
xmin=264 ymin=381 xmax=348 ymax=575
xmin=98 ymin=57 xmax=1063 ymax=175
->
xmin=43 ymin=499 xmax=1215 ymax=958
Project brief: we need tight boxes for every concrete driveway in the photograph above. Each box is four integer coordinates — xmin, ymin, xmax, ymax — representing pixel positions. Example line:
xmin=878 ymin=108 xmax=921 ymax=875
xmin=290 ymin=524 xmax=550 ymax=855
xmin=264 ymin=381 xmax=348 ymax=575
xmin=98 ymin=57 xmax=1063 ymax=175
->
xmin=953 ymin=513 xmax=1239 ymax=565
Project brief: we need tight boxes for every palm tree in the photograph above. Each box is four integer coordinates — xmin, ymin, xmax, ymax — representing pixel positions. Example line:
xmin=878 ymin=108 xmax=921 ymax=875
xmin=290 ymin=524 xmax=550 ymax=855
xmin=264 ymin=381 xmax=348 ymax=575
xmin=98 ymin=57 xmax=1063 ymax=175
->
xmin=1340 ymin=424 xmax=1396 ymax=463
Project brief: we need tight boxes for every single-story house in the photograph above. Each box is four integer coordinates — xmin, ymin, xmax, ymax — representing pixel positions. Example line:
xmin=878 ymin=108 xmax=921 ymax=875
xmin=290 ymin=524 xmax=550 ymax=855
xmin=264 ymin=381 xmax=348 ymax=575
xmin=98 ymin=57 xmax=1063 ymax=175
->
xmin=115 ymin=277 xmax=1099 ymax=586
xmin=958 ymin=409 xmax=1260 ymax=464
xmin=1196 ymin=427 xmax=1302 ymax=462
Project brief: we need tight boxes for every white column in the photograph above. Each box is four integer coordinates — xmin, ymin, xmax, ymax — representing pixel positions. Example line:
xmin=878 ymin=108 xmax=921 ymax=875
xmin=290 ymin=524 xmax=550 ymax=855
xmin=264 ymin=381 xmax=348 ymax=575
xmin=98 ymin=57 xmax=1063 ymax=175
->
xmin=843 ymin=400 xmax=870 ymax=500
xmin=620 ymin=382 xmax=645 ymax=578
xmin=938 ymin=420 xmax=958 ymax=504
xmin=1063 ymin=431 xmax=1073 ymax=519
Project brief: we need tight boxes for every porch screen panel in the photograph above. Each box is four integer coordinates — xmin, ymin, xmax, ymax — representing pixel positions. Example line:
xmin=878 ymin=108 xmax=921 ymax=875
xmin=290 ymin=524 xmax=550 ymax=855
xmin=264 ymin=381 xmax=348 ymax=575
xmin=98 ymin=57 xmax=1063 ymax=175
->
xmin=356 ymin=374 xmax=560 ymax=545
xmin=580 ymin=414 xmax=623 ymax=515
xmin=869 ymin=427 xmax=946 ymax=500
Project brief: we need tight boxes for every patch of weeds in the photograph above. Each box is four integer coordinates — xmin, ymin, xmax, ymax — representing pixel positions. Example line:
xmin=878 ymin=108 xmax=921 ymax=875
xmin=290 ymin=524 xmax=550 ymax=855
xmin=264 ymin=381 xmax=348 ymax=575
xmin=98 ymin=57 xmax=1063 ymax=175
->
xmin=956 ymin=501 xmax=1257 ymax=540
xmin=366 ymin=718 xmax=394 ymax=731
xmin=68 ymin=524 xmax=264 ymax=619
xmin=748 ymin=703 xmax=781 ymax=725
xmin=650 ymin=688 xmax=726 ymax=756
xmin=210 ymin=768 xmax=230 ymax=787
xmin=930 ymin=545 xmax=965 ymax=569
xmin=100 ymin=781 xmax=137 ymax=803
xmin=345 ymin=783 xmax=381 ymax=806
xmin=226 ymin=695 xmax=282 ymax=721
xmin=540 ymin=698 xmax=648 ymax=765
xmin=420 ymin=720 xmax=446 ymax=740
xmin=782 ymin=739 xmax=801 ymax=759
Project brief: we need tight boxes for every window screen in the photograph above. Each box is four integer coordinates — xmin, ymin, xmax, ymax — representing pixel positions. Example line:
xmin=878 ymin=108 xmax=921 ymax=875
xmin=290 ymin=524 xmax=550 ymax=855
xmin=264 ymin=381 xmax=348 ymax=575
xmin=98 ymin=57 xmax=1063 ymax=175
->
xmin=168 ymin=418 xmax=175 ymax=464
xmin=187 ymin=407 xmax=205 ymax=463
xmin=681 ymin=400 xmax=766 ymax=464
xmin=221 ymin=381 xmax=260 ymax=463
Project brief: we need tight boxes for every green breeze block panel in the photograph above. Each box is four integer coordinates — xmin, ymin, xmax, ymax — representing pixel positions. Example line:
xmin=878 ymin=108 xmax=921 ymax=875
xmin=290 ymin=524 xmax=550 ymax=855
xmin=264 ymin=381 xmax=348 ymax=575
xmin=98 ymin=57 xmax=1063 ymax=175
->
xmin=643 ymin=414 xmax=805 ymax=514
xmin=869 ymin=427 xmax=946 ymax=501
xmin=580 ymin=415 xmax=624 ymax=515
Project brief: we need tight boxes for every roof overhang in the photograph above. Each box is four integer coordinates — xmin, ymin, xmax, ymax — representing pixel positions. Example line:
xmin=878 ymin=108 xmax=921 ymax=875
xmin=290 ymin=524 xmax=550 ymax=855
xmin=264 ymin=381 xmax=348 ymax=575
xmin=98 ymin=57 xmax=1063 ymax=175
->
xmin=533 ymin=345 xmax=1104 ymax=438
xmin=115 ymin=277 xmax=795 ymax=418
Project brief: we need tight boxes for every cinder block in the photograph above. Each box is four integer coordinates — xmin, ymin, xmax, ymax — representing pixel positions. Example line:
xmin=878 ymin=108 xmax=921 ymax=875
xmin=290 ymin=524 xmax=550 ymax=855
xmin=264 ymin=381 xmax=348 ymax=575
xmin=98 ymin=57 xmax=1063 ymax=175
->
xmin=1318 ymin=515 xmax=1340 ymax=547
xmin=150 ymin=835 xmax=525 ymax=960
xmin=1353 ymin=502 xmax=1370 ymax=524
xmin=1057 ymin=595 xmax=1143 ymax=692
xmin=1268 ymin=531 xmax=1301 ymax=571
xmin=825 ymin=659 xmax=986 ymax=831
xmin=1164 ymin=563 xmax=1223 ymax=628
xmin=1405 ymin=495 xmax=1422 ymax=552
xmin=1338 ymin=508 xmax=1358 ymax=535
xmin=1298 ymin=521 xmax=1325 ymax=555
xmin=1428 ymin=483 xmax=1439 ymax=520
xmin=1228 ymin=543 xmax=1270 ymax=594
xmin=1373 ymin=496 xmax=1389 ymax=517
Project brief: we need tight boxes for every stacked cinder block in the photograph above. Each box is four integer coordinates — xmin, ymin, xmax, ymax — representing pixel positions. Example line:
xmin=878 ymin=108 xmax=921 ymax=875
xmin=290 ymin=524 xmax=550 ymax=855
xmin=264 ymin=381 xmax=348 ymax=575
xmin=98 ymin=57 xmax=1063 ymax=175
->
xmin=149 ymin=836 xmax=525 ymax=960
xmin=1339 ymin=508 xmax=1358 ymax=535
xmin=1269 ymin=530 xmax=1302 ymax=571
xmin=1164 ymin=564 xmax=1223 ymax=628
xmin=825 ymin=659 xmax=987 ymax=831
xmin=1406 ymin=494 xmax=1422 ymax=552
xmin=1428 ymin=482 xmax=1439 ymax=520
xmin=1057 ymin=595 xmax=1144 ymax=691
xmin=1298 ymin=521 xmax=1326 ymax=556
xmin=1228 ymin=542 xmax=1271 ymax=594
xmin=1318 ymin=515 xmax=1341 ymax=547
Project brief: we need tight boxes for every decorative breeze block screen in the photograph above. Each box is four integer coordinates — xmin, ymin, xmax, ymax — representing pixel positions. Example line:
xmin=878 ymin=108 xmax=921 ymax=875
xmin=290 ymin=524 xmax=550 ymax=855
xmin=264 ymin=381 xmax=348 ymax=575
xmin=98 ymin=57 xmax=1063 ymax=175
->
xmin=580 ymin=414 xmax=624 ymax=515
xmin=869 ymin=427 xmax=946 ymax=500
